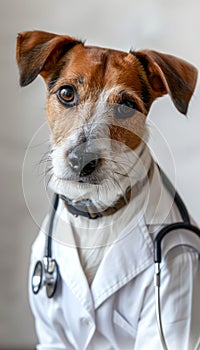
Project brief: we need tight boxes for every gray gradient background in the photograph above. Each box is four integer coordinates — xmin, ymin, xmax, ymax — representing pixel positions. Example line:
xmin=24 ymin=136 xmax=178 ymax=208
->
xmin=0 ymin=0 xmax=200 ymax=348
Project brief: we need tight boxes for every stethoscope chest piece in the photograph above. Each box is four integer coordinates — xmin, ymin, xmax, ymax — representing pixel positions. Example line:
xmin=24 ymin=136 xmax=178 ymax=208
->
xmin=44 ymin=257 xmax=59 ymax=298
xmin=32 ymin=257 xmax=59 ymax=298
xmin=32 ymin=260 xmax=43 ymax=295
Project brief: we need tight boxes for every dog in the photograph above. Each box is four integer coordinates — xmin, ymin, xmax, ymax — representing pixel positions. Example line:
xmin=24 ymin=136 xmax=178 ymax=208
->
xmin=17 ymin=31 xmax=200 ymax=350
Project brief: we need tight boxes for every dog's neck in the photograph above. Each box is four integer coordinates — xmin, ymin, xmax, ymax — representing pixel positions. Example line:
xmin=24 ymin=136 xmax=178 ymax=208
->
xmin=60 ymin=167 xmax=151 ymax=219
xmin=50 ymin=140 xmax=152 ymax=219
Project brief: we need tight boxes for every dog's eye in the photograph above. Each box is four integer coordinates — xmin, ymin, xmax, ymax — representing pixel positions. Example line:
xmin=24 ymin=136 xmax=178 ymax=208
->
xmin=57 ymin=85 xmax=77 ymax=106
xmin=114 ymin=99 xmax=137 ymax=119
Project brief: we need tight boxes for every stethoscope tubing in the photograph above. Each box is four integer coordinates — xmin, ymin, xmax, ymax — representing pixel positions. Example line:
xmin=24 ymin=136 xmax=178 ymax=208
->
xmin=154 ymin=221 xmax=200 ymax=348
xmin=154 ymin=167 xmax=200 ymax=350
xmin=154 ymin=272 xmax=168 ymax=350
xmin=45 ymin=193 xmax=59 ymax=258
xmin=154 ymin=222 xmax=200 ymax=263
xmin=157 ymin=165 xmax=190 ymax=223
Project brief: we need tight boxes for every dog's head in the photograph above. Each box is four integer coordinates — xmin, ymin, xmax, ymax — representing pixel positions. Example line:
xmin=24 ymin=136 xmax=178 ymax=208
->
xmin=16 ymin=31 xmax=197 ymax=210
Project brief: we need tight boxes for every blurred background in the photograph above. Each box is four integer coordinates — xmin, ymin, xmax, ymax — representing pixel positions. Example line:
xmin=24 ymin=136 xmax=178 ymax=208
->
xmin=0 ymin=0 xmax=200 ymax=348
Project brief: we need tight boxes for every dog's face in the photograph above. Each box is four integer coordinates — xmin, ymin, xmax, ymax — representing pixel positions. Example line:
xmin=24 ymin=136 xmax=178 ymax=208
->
xmin=16 ymin=31 xmax=197 ymax=203
xmin=45 ymin=44 xmax=151 ymax=185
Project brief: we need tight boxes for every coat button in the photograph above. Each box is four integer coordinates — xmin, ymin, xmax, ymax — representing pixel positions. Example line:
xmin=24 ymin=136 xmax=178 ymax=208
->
xmin=81 ymin=317 xmax=91 ymax=326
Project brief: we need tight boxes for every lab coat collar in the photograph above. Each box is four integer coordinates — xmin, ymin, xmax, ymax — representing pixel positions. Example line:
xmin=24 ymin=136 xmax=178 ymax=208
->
xmin=52 ymin=162 xmax=176 ymax=310
xmin=54 ymin=212 xmax=153 ymax=310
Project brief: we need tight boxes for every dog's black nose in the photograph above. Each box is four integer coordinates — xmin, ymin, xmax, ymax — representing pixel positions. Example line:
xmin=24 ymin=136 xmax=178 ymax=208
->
xmin=69 ymin=150 xmax=100 ymax=177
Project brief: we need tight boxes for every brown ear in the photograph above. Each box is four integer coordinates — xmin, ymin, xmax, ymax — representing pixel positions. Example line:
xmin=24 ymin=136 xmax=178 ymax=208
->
xmin=134 ymin=49 xmax=198 ymax=115
xmin=16 ymin=30 xmax=81 ymax=87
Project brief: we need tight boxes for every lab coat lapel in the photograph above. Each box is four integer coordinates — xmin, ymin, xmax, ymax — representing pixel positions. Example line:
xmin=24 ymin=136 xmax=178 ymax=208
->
xmin=54 ymin=209 xmax=153 ymax=311
xmin=53 ymin=214 xmax=94 ymax=312
xmin=91 ymin=216 xmax=153 ymax=309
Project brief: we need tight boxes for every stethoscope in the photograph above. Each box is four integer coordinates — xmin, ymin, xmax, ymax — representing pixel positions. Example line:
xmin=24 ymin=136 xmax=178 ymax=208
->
xmin=154 ymin=168 xmax=200 ymax=350
xmin=31 ymin=167 xmax=200 ymax=350
xmin=32 ymin=193 xmax=59 ymax=299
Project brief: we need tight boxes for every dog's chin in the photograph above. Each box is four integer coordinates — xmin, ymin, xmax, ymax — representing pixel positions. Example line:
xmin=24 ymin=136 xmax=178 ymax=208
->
xmin=49 ymin=172 xmax=128 ymax=209
xmin=75 ymin=174 xmax=102 ymax=185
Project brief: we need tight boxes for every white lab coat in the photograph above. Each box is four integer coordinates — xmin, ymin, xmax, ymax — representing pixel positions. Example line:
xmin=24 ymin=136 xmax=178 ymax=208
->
xmin=29 ymin=165 xmax=200 ymax=350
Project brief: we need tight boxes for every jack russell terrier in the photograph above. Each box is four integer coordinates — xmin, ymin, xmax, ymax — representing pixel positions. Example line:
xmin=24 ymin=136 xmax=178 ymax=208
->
xmin=17 ymin=31 xmax=200 ymax=350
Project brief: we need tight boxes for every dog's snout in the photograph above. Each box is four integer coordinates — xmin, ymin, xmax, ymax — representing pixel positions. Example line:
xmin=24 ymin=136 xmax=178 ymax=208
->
xmin=69 ymin=148 xmax=100 ymax=177
xmin=81 ymin=155 xmax=100 ymax=177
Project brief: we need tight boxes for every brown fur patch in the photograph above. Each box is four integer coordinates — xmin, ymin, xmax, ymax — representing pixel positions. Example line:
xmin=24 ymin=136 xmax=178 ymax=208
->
xmin=45 ymin=45 xmax=150 ymax=148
